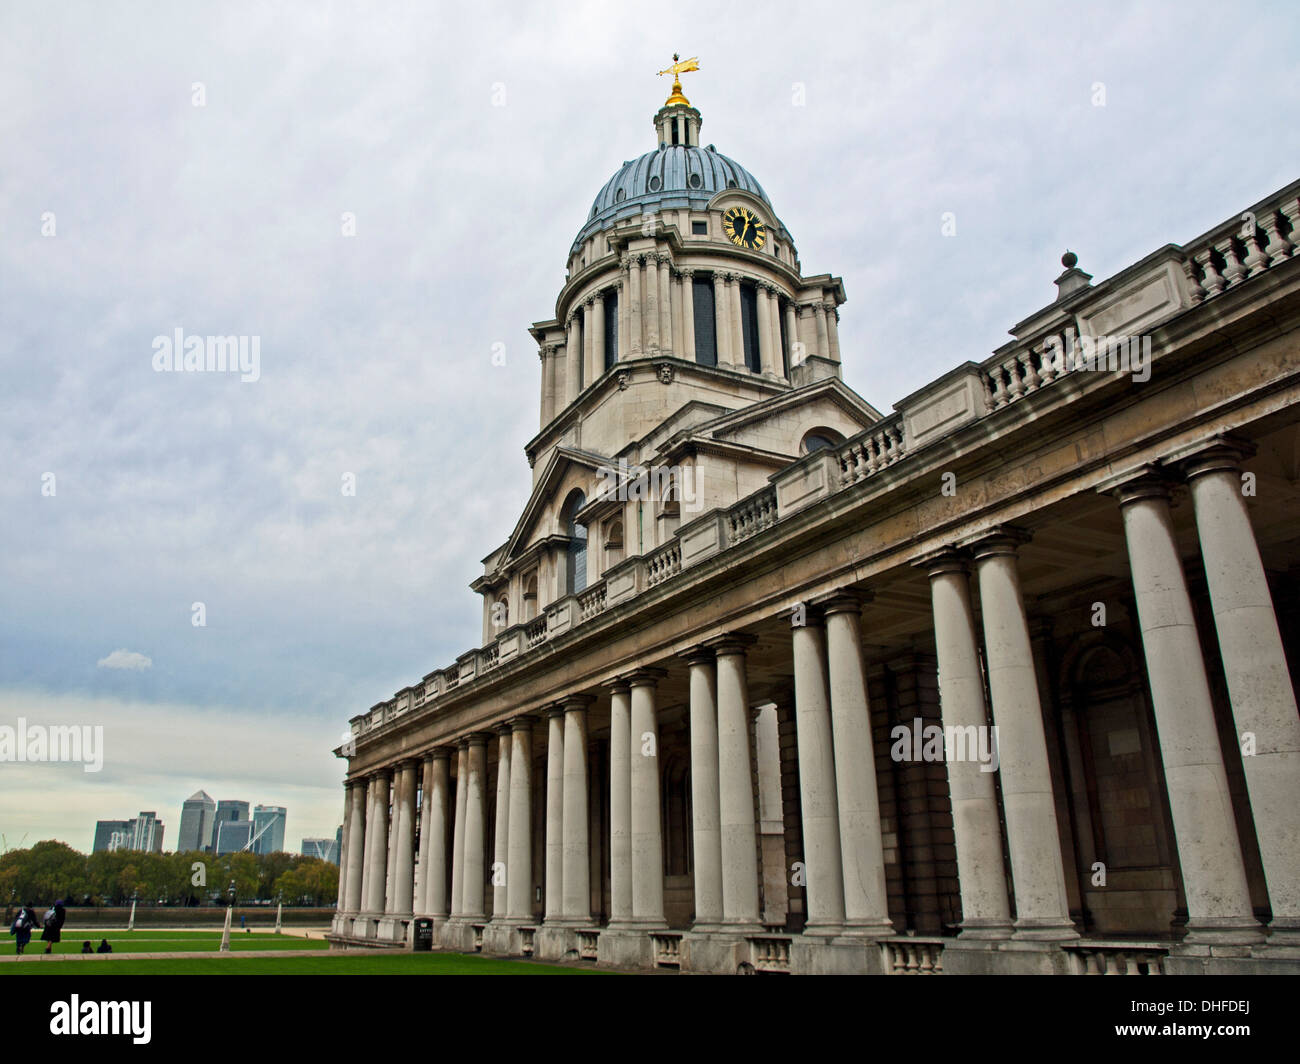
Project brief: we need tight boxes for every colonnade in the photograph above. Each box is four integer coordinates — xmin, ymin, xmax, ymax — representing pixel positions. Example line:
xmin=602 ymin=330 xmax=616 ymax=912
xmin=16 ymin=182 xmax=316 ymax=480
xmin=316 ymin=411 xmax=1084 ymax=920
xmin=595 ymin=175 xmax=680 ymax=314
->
xmin=334 ymin=442 xmax=1298 ymax=960
xmin=536 ymin=256 xmax=843 ymax=417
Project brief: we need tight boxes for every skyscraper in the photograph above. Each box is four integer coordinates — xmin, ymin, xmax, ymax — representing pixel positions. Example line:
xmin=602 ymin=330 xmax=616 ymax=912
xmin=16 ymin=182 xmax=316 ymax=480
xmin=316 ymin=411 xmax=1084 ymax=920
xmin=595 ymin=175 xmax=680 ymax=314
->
xmin=177 ymin=790 xmax=216 ymax=852
xmin=214 ymin=819 xmax=254 ymax=855
xmin=301 ymin=837 xmax=340 ymax=864
xmin=92 ymin=819 xmax=131 ymax=853
xmin=251 ymin=805 xmax=286 ymax=855
xmin=93 ymin=812 xmax=163 ymax=852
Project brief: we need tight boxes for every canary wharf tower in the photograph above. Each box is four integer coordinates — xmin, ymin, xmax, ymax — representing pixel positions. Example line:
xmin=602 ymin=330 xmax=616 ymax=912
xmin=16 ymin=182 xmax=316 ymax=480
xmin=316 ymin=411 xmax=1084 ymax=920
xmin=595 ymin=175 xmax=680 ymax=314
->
xmin=329 ymin=58 xmax=1300 ymax=975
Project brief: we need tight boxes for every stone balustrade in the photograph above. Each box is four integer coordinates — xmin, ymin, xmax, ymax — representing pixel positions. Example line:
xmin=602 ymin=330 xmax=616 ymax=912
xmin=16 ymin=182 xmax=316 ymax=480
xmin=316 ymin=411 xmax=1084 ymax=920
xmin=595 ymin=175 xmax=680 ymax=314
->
xmin=645 ymin=538 xmax=682 ymax=586
xmin=838 ymin=415 xmax=905 ymax=485
xmin=1065 ymin=944 xmax=1168 ymax=975
xmin=882 ymin=938 xmax=945 ymax=974
xmin=727 ymin=485 xmax=778 ymax=543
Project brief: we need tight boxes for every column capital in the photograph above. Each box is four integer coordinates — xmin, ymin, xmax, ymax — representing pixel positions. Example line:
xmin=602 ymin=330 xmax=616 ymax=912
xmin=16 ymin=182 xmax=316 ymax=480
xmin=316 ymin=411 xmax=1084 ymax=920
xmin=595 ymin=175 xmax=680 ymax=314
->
xmin=816 ymin=588 xmax=874 ymax=615
xmin=967 ymin=525 xmax=1032 ymax=561
xmin=545 ymin=702 xmax=567 ymax=720
xmin=1179 ymin=437 xmax=1257 ymax=481
xmin=912 ymin=545 xmax=970 ymax=578
xmin=429 ymin=746 xmax=453 ymax=763
xmin=677 ymin=645 xmax=716 ymax=667
xmin=561 ymin=693 xmax=596 ymax=713
xmin=602 ymin=677 xmax=631 ymax=695
xmin=619 ymin=254 xmax=633 ymax=272
xmin=679 ymin=266 xmax=695 ymax=280
xmin=508 ymin=715 xmax=535 ymax=733
xmin=494 ymin=721 xmax=514 ymax=738
xmin=703 ymin=632 xmax=758 ymax=656
xmin=626 ymin=666 xmax=668 ymax=688
xmin=1095 ymin=465 xmax=1175 ymax=507
xmin=584 ymin=294 xmax=595 ymax=307
xmin=465 ymin=731 xmax=493 ymax=747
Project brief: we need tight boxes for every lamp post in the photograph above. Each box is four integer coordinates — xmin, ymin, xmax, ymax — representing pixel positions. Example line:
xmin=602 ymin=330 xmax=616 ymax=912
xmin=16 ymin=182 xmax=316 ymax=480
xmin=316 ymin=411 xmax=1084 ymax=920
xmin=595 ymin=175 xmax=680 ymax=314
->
xmin=219 ymin=879 xmax=235 ymax=952
xmin=128 ymin=890 xmax=137 ymax=932
xmin=274 ymin=891 xmax=283 ymax=935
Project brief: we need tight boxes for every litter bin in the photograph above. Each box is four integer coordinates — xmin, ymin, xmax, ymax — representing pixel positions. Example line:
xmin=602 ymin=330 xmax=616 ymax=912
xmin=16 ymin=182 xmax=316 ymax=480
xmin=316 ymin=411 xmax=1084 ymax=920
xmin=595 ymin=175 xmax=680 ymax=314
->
xmin=413 ymin=918 xmax=433 ymax=952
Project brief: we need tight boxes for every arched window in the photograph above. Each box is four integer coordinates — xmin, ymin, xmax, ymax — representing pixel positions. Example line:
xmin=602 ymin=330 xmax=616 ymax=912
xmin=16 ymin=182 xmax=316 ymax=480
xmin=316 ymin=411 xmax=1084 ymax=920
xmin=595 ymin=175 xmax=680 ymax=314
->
xmin=800 ymin=427 xmax=845 ymax=454
xmin=522 ymin=573 xmax=538 ymax=622
xmin=494 ymin=595 xmax=509 ymax=630
xmin=604 ymin=518 xmax=624 ymax=570
xmin=562 ymin=490 xmax=588 ymax=594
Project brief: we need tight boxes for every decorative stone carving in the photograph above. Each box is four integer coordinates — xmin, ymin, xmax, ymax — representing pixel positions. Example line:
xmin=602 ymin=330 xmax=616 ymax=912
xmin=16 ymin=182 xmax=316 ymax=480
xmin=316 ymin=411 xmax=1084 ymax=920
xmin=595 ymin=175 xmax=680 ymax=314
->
xmin=656 ymin=363 xmax=674 ymax=384
xmin=616 ymin=371 xmax=631 ymax=390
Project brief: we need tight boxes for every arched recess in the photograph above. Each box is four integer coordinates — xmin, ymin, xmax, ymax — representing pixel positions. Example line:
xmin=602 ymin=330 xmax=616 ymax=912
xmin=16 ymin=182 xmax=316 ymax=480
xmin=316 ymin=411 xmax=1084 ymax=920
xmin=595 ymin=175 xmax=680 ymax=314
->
xmin=560 ymin=489 xmax=588 ymax=595
xmin=800 ymin=426 xmax=845 ymax=455
xmin=1057 ymin=634 xmax=1183 ymax=936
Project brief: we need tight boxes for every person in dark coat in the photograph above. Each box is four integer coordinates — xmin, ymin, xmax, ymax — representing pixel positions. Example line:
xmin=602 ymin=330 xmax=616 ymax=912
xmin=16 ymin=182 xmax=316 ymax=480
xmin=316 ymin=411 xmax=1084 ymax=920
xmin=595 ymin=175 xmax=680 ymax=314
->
xmin=81 ymin=941 xmax=93 ymax=954
xmin=96 ymin=938 xmax=112 ymax=953
xmin=9 ymin=904 xmax=36 ymax=954
xmin=40 ymin=900 xmax=66 ymax=954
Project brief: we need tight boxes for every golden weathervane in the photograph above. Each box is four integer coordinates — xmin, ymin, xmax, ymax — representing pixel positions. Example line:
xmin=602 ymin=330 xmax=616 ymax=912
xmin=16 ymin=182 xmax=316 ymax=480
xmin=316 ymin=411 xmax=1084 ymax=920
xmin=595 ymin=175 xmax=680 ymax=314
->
xmin=657 ymin=53 xmax=699 ymax=107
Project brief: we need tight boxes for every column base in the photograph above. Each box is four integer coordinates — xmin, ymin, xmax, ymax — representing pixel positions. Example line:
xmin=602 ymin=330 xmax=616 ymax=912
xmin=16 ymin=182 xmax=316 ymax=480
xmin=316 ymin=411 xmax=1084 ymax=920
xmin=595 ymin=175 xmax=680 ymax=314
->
xmin=376 ymin=913 xmax=413 ymax=944
xmin=954 ymin=917 xmax=1015 ymax=941
xmin=438 ymin=918 xmax=487 ymax=952
xmin=835 ymin=919 xmax=897 ymax=941
xmin=1264 ymin=921 xmax=1300 ymax=953
xmin=351 ymin=912 xmax=382 ymax=939
xmin=800 ymin=918 xmax=846 ymax=939
xmin=481 ymin=921 xmax=537 ymax=957
xmin=1181 ymin=916 xmax=1266 ymax=947
xmin=595 ymin=926 xmax=658 ymax=968
xmin=1013 ymin=918 xmax=1081 ymax=942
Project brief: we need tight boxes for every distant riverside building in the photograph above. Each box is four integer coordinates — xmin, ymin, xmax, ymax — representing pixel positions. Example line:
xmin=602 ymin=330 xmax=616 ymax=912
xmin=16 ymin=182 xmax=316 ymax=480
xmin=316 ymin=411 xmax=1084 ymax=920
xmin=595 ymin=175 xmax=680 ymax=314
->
xmin=302 ymin=837 xmax=341 ymax=864
xmin=92 ymin=820 xmax=131 ymax=854
xmin=329 ymin=72 xmax=1300 ymax=975
xmin=94 ymin=812 xmax=164 ymax=853
xmin=214 ymin=819 xmax=254 ymax=855
xmin=251 ymin=805 xmax=287 ymax=854
xmin=210 ymin=799 xmax=249 ymax=851
xmin=177 ymin=790 xmax=217 ymax=852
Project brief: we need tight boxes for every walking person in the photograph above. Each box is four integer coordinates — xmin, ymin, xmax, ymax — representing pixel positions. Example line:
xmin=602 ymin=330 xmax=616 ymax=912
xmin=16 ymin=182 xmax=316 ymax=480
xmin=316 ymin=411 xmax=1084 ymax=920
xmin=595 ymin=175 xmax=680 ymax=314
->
xmin=40 ymin=899 xmax=66 ymax=954
xmin=9 ymin=903 xmax=36 ymax=955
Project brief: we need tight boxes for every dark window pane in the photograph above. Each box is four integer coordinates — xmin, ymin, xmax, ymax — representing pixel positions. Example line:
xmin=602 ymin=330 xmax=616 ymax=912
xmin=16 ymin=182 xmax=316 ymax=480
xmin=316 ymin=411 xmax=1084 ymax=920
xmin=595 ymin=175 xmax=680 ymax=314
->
xmin=692 ymin=277 xmax=717 ymax=367
xmin=691 ymin=220 xmax=707 ymax=235
xmin=740 ymin=282 xmax=760 ymax=371
xmin=604 ymin=290 xmax=618 ymax=371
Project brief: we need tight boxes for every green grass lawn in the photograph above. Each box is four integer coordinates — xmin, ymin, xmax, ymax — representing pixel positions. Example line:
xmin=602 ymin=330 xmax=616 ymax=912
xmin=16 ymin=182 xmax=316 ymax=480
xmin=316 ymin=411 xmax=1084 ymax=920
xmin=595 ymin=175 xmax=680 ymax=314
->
xmin=6 ymin=930 xmax=331 ymax=955
xmin=2 ymin=950 xmax=599 ymax=975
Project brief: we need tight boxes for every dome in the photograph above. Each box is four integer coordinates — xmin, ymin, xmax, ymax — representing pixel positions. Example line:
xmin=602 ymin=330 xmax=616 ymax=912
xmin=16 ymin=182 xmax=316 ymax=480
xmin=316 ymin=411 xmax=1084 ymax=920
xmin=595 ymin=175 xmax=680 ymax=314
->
xmin=572 ymin=144 xmax=770 ymax=254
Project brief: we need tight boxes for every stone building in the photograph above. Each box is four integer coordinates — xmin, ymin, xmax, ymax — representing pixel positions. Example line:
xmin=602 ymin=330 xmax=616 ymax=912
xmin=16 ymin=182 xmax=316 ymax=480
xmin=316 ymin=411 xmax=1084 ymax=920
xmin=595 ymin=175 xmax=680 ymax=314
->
xmin=328 ymin=77 xmax=1300 ymax=974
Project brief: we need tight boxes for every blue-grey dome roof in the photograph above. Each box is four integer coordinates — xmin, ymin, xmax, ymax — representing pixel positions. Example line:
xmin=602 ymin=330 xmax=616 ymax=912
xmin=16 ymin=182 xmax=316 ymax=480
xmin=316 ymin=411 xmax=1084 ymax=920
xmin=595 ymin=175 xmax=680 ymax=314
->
xmin=572 ymin=145 xmax=770 ymax=254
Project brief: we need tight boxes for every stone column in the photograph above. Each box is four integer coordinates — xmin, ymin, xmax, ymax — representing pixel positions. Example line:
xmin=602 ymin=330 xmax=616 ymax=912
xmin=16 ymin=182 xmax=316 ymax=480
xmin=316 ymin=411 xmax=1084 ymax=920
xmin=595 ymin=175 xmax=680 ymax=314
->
xmin=682 ymin=649 xmax=723 ymax=930
xmin=538 ymin=346 xmax=552 ymax=428
xmin=799 ymin=305 xmax=817 ymax=360
xmin=714 ymin=272 xmax=732 ymax=367
xmin=791 ymin=613 xmax=846 ymax=934
xmin=658 ymin=255 xmax=673 ymax=356
xmin=413 ymin=757 xmax=433 ymax=915
xmin=582 ymin=298 xmax=596 ymax=388
xmin=335 ymin=786 xmax=351 ymax=915
xmin=680 ymin=268 xmax=696 ymax=363
xmin=544 ymin=706 xmax=565 ymax=922
xmin=506 ymin=719 xmax=534 ymax=922
xmin=1111 ymin=474 xmax=1262 ymax=943
xmin=1184 ymin=444 xmax=1300 ymax=938
xmin=628 ymin=256 xmax=643 ymax=356
xmin=606 ymin=680 xmax=634 ymax=926
xmin=616 ymin=273 xmax=629 ymax=362
xmin=823 ymin=593 xmax=894 ymax=936
xmin=645 ymin=255 xmax=660 ymax=353
xmin=365 ymin=770 xmax=391 ymax=916
xmin=814 ymin=301 xmax=830 ymax=361
xmin=391 ymin=760 xmax=417 ymax=917
xmin=629 ymin=669 xmax=668 ymax=927
xmin=591 ymin=293 xmax=606 ymax=381
xmin=461 ymin=734 xmax=489 ymax=920
xmin=384 ymin=768 xmax=400 ymax=911
xmin=770 ymin=292 xmax=785 ymax=374
xmin=709 ymin=635 xmax=763 ymax=929
xmin=424 ymin=751 xmax=451 ymax=919
xmin=784 ymin=302 xmax=799 ymax=373
xmin=358 ymin=778 xmax=376 ymax=917
xmin=562 ymin=696 xmax=594 ymax=923
xmin=343 ymin=779 xmax=367 ymax=914
xmin=449 ymin=743 xmax=468 ymax=918
xmin=565 ymin=313 xmax=581 ymax=403
xmin=916 ymin=550 xmax=1013 ymax=937
xmin=491 ymin=726 xmax=512 ymax=920
xmin=756 ymin=285 xmax=775 ymax=377
xmin=826 ymin=303 xmax=841 ymax=363
xmin=729 ymin=274 xmax=745 ymax=369
xmin=970 ymin=531 xmax=1076 ymax=940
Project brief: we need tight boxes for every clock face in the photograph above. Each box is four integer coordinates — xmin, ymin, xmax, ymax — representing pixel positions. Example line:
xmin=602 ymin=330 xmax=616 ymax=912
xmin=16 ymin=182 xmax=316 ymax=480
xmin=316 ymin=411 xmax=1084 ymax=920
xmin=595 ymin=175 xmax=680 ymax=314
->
xmin=722 ymin=206 xmax=766 ymax=250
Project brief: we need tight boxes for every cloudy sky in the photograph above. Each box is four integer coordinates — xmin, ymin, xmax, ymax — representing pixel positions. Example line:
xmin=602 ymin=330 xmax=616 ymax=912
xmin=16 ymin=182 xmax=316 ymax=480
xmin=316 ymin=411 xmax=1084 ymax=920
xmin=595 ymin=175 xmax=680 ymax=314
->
xmin=1 ymin=0 xmax=1295 ymax=854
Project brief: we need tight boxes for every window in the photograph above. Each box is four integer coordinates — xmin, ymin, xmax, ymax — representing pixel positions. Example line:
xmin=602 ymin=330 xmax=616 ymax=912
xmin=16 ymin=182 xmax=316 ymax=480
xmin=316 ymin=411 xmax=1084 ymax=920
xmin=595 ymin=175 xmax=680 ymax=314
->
xmin=615 ymin=188 xmax=626 ymax=203
xmin=603 ymin=289 xmax=618 ymax=371
xmin=691 ymin=220 xmax=707 ymax=235
xmin=562 ymin=490 xmax=588 ymax=594
xmin=800 ymin=428 xmax=845 ymax=454
xmin=522 ymin=573 xmax=538 ymax=622
xmin=648 ymin=175 xmax=662 ymax=192
xmin=688 ymin=173 xmax=702 ymax=190
xmin=604 ymin=518 xmax=624 ymax=569
xmin=692 ymin=277 xmax=717 ymax=367
xmin=739 ymin=282 xmax=760 ymax=371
